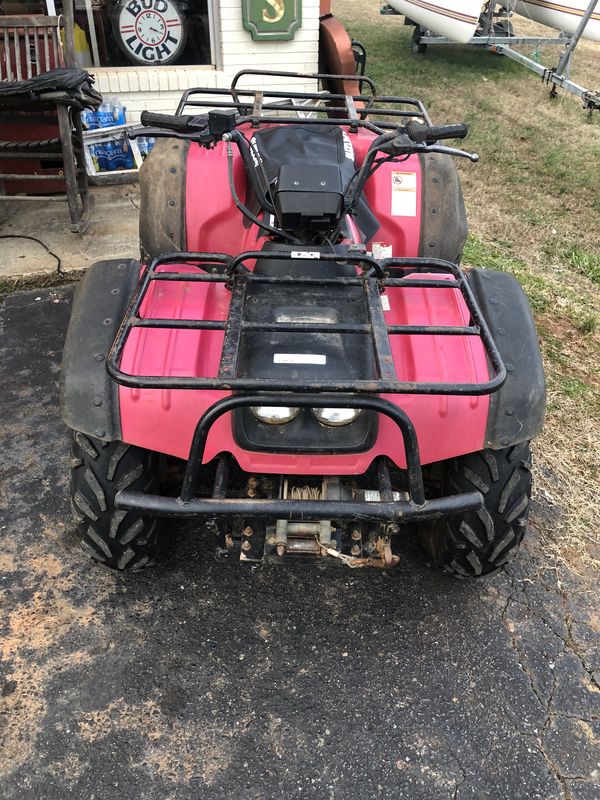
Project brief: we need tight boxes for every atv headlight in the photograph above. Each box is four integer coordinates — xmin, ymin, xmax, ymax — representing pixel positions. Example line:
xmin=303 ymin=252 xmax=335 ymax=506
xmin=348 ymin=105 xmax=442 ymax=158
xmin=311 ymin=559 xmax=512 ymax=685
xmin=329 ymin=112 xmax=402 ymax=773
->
xmin=251 ymin=406 xmax=301 ymax=425
xmin=312 ymin=408 xmax=362 ymax=427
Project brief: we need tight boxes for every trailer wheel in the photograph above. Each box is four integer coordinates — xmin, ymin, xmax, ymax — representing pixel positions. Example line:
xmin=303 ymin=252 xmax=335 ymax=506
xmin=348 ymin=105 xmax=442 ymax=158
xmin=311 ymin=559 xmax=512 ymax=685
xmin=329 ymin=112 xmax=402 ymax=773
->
xmin=69 ymin=431 xmax=166 ymax=570
xmin=422 ymin=443 xmax=532 ymax=578
xmin=411 ymin=26 xmax=427 ymax=55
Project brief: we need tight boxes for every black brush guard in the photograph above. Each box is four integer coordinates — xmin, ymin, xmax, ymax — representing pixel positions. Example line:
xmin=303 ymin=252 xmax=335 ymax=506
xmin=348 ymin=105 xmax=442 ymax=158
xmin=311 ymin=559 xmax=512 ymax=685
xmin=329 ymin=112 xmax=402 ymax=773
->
xmin=107 ymin=250 xmax=506 ymax=523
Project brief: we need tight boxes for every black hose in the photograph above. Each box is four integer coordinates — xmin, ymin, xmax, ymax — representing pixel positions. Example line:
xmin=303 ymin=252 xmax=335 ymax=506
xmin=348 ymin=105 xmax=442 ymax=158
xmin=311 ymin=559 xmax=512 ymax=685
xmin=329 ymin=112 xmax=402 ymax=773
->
xmin=226 ymin=143 xmax=297 ymax=243
xmin=230 ymin=130 xmax=276 ymax=216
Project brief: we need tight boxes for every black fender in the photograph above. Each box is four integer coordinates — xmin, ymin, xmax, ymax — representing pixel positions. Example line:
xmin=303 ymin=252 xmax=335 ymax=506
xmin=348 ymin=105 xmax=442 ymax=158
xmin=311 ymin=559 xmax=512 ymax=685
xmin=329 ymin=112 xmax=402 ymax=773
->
xmin=468 ymin=268 xmax=546 ymax=449
xmin=418 ymin=152 xmax=468 ymax=263
xmin=139 ymin=138 xmax=189 ymax=260
xmin=60 ymin=259 xmax=140 ymax=441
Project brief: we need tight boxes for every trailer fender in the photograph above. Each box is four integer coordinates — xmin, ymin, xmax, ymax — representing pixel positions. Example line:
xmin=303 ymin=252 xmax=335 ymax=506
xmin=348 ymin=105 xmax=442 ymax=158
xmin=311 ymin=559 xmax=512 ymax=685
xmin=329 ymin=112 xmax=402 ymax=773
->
xmin=467 ymin=268 xmax=546 ymax=448
xmin=60 ymin=259 xmax=140 ymax=441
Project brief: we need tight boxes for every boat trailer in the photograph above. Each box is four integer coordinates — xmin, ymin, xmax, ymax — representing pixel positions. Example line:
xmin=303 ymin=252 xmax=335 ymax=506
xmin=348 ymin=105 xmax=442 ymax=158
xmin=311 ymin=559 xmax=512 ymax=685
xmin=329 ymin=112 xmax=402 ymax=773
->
xmin=383 ymin=0 xmax=600 ymax=113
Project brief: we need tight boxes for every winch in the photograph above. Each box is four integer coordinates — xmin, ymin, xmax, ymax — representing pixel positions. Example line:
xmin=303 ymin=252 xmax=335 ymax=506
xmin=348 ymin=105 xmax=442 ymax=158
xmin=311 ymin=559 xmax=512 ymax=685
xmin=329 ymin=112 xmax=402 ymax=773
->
xmin=222 ymin=476 xmax=402 ymax=568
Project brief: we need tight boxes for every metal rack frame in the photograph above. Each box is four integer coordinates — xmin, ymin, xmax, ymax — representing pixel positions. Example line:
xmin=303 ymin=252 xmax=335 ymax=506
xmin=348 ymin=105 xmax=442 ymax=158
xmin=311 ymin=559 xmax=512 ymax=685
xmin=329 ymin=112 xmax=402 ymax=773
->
xmin=174 ymin=69 xmax=434 ymax=130
xmin=107 ymin=249 xmax=506 ymax=396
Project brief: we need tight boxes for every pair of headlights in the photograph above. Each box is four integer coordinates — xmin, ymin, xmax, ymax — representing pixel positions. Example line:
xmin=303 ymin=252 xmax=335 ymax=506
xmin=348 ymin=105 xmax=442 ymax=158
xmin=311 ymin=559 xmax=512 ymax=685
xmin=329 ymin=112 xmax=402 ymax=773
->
xmin=251 ymin=406 xmax=362 ymax=427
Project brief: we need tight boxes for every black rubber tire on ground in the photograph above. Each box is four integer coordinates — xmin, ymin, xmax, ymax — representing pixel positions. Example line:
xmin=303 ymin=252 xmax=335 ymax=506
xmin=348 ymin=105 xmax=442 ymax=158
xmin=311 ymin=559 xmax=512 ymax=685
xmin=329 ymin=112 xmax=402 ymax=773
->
xmin=411 ymin=26 xmax=427 ymax=55
xmin=421 ymin=442 xmax=532 ymax=578
xmin=70 ymin=430 xmax=166 ymax=570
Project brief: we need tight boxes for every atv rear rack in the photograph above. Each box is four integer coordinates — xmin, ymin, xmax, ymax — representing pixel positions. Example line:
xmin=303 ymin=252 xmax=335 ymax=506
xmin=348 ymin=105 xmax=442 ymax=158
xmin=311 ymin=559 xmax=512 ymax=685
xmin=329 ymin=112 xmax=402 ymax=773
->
xmin=174 ymin=69 xmax=433 ymax=133
xmin=106 ymin=250 xmax=506 ymax=395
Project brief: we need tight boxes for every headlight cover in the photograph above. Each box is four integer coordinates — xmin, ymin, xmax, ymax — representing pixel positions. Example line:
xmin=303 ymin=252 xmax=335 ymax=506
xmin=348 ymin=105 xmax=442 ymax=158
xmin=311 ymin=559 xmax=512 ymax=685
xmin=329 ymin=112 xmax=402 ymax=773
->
xmin=251 ymin=406 xmax=301 ymax=425
xmin=312 ymin=407 xmax=362 ymax=427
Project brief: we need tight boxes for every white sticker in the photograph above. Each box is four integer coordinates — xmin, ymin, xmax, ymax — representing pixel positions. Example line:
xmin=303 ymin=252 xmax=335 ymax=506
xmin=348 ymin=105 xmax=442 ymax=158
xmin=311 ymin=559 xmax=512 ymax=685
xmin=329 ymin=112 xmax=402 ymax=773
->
xmin=391 ymin=171 xmax=417 ymax=217
xmin=381 ymin=295 xmax=391 ymax=311
xmin=274 ymin=353 xmax=326 ymax=365
xmin=291 ymin=251 xmax=321 ymax=259
xmin=364 ymin=490 xmax=404 ymax=501
xmin=342 ymin=130 xmax=355 ymax=160
xmin=372 ymin=242 xmax=393 ymax=260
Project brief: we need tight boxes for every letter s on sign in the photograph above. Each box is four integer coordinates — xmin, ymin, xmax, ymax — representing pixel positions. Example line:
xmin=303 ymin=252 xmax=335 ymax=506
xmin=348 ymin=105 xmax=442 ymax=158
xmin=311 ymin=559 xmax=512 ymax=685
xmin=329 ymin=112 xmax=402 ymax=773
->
xmin=262 ymin=0 xmax=284 ymax=23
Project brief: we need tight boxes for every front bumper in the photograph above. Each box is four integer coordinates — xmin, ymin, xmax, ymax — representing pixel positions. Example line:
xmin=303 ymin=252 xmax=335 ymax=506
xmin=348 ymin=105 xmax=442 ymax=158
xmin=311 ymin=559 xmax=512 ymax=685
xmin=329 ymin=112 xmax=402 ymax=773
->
xmin=115 ymin=393 xmax=483 ymax=524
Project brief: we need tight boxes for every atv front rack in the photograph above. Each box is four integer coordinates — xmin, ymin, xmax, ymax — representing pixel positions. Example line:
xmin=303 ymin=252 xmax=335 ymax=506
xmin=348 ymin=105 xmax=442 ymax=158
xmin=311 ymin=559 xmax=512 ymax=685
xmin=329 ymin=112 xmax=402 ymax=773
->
xmin=108 ymin=249 xmax=501 ymax=526
xmin=106 ymin=250 xmax=506 ymax=395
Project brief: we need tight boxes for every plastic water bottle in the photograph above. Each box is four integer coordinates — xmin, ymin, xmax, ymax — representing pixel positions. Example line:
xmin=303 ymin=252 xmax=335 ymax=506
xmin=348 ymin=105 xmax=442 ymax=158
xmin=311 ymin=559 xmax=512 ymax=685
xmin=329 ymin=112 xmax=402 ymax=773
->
xmin=103 ymin=140 xmax=116 ymax=171
xmin=89 ymin=142 xmax=100 ymax=171
xmin=138 ymin=136 xmax=156 ymax=160
xmin=112 ymin=99 xmax=127 ymax=126
xmin=94 ymin=141 xmax=106 ymax=171
xmin=81 ymin=108 xmax=98 ymax=130
xmin=122 ymin=140 xmax=135 ymax=169
xmin=96 ymin=100 xmax=114 ymax=129
xmin=114 ymin=138 xmax=134 ymax=169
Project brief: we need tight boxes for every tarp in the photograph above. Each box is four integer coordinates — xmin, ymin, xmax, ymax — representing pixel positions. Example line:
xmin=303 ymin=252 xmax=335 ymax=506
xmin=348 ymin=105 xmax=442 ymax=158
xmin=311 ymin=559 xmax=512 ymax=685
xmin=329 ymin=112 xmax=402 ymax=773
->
xmin=0 ymin=67 xmax=102 ymax=109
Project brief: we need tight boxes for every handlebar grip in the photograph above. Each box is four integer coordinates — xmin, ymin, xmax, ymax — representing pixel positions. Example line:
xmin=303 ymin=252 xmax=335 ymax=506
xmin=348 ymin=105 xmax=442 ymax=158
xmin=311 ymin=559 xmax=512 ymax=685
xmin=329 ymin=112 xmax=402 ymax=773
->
xmin=140 ymin=111 xmax=193 ymax=133
xmin=406 ymin=120 xmax=468 ymax=144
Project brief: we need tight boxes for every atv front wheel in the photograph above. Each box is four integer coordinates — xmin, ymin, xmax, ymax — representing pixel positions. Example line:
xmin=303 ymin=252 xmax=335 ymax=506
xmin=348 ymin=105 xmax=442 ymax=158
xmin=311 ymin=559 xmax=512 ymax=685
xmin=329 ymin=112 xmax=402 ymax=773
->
xmin=70 ymin=431 xmax=166 ymax=570
xmin=422 ymin=443 xmax=532 ymax=578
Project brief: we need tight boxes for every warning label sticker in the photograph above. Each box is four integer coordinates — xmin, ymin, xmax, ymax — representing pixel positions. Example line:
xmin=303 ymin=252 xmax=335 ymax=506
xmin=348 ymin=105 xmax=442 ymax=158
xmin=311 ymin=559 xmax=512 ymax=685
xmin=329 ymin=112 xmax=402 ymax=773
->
xmin=391 ymin=171 xmax=417 ymax=217
xmin=372 ymin=242 xmax=392 ymax=260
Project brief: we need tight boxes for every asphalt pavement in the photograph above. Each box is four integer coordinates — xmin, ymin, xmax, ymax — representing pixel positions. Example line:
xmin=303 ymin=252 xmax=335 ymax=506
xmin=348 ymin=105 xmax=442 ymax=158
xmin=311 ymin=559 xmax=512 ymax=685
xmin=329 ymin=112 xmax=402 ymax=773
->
xmin=0 ymin=286 xmax=598 ymax=800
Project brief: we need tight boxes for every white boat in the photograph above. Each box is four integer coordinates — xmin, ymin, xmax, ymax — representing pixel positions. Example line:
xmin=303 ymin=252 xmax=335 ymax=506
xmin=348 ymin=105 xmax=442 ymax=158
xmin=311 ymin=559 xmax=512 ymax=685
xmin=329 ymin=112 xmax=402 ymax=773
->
xmin=510 ymin=1 xmax=600 ymax=42
xmin=386 ymin=0 xmax=600 ymax=43
xmin=384 ymin=0 xmax=482 ymax=43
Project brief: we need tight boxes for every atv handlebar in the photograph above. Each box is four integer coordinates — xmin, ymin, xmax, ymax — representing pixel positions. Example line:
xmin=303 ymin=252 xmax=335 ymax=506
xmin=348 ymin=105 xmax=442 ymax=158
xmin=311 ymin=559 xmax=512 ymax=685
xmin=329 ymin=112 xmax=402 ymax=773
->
xmin=139 ymin=110 xmax=198 ymax=133
xmin=136 ymin=110 xmax=473 ymax=152
xmin=132 ymin=112 xmax=478 ymax=234
xmin=405 ymin=121 xmax=468 ymax=144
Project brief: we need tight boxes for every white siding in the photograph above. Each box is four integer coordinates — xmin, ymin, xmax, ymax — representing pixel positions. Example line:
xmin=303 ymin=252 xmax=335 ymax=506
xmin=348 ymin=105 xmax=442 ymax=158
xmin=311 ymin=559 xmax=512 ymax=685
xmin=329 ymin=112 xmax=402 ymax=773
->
xmin=90 ymin=0 xmax=319 ymax=120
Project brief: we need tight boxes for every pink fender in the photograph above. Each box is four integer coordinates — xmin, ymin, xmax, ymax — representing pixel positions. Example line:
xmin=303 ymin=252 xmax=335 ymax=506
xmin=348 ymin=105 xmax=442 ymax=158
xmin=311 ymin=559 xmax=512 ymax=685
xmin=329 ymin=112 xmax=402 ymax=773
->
xmin=182 ymin=126 xmax=423 ymax=258
xmin=119 ymin=125 xmax=489 ymax=474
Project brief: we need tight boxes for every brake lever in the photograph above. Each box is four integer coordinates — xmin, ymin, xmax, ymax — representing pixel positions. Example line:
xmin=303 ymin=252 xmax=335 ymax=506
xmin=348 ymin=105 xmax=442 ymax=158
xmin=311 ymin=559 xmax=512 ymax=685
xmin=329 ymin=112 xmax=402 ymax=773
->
xmin=386 ymin=136 xmax=479 ymax=162
xmin=424 ymin=144 xmax=480 ymax=162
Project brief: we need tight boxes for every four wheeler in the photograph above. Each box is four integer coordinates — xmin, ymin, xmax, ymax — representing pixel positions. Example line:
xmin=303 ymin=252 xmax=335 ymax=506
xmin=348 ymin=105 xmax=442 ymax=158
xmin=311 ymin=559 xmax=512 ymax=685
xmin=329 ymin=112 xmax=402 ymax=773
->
xmin=60 ymin=70 xmax=545 ymax=576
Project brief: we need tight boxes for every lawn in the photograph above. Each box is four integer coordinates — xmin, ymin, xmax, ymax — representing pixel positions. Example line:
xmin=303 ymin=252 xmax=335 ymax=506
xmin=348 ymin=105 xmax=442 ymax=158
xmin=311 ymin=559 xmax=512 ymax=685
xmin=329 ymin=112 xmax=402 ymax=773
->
xmin=335 ymin=1 xmax=600 ymax=571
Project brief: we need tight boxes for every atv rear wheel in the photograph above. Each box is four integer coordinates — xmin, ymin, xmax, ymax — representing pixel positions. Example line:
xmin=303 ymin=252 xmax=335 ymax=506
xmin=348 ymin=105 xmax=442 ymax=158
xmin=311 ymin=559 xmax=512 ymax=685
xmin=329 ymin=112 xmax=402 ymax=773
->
xmin=70 ymin=431 xmax=166 ymax=570
xmin=422 ymin=443 xmax=532 ymax=578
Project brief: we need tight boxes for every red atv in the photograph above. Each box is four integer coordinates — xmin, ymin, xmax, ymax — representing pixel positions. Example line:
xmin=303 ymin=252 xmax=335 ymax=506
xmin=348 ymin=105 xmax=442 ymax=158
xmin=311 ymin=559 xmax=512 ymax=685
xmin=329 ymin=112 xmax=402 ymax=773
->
xmin=61 ymin=70 xmax=545 ymax=576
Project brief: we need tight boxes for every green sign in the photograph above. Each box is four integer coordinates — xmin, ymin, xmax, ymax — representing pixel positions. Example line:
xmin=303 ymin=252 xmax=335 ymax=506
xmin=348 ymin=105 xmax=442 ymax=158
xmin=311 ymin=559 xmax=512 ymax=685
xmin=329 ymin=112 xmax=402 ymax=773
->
xmin=241 ymin=0 xmax=302 ymax=41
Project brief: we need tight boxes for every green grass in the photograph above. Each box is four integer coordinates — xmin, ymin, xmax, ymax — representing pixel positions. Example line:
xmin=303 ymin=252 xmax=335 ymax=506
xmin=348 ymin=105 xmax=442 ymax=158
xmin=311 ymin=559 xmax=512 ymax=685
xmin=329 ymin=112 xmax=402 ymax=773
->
xmin=562 ymin=246 xmax=600 ymax=285
xmin=342 ymin=17 xmax=522 ymax=100
xmin=558 ymin=375 xmax=594 ymax=399
xmin=462 ymin=235 xmax=549 ymax=314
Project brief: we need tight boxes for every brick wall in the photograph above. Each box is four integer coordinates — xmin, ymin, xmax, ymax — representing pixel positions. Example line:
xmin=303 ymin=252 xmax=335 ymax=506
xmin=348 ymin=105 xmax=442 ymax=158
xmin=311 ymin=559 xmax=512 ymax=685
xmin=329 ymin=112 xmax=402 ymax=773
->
xmin=91 ymin=0 xmax=320 ymax=119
